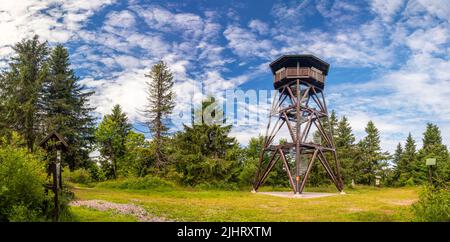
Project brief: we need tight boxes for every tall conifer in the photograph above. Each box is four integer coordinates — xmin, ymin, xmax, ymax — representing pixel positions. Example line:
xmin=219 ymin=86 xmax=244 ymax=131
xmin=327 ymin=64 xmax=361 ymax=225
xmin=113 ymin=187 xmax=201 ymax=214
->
xmin=359 ymin=121 xmax=389 ymax=185
xmin=0 ymin=35 xmax=48 ymax=151
xmin=142 ymin=61 xmax=175 ymax=168
xmin=418 ymin=123 xmax=450 ymax=182
xmin=42 ymin=45 xmax=95 ymax=169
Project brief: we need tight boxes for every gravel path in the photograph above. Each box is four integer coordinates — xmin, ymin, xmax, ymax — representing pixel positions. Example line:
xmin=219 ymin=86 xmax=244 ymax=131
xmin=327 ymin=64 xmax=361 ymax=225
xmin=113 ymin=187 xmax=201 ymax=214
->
xmin=70 ymin=200 xmax=169 ymax=222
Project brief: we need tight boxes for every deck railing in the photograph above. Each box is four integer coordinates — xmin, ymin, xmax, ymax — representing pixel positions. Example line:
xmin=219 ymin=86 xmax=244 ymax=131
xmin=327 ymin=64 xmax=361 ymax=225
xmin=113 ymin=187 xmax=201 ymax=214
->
xmin=274 ymin=67 xmax=325 ymax=83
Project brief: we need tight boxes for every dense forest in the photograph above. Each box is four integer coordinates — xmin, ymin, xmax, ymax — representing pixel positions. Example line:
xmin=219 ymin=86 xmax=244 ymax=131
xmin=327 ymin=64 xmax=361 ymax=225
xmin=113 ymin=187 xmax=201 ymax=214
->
xmin=0 ymin=36 xmax=449 ymax=221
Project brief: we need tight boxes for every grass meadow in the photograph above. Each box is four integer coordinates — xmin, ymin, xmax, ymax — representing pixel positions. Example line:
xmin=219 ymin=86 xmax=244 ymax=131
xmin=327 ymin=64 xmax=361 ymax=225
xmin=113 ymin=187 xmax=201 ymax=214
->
xmin=66 ymin=183 xmax=419 ymax=222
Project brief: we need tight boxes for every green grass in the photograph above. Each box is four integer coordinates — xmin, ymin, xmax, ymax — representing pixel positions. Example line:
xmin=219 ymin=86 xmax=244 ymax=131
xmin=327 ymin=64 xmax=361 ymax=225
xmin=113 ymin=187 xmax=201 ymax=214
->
xmin=69 ymin=184 xmax=419 ymax=222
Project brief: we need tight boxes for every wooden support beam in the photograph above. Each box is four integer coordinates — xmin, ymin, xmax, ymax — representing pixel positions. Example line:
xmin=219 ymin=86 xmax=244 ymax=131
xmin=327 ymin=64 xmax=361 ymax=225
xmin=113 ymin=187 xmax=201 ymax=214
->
xmin=279 ymin=149 xmax=296 ymax=192
xmin=299 ymin=149 xmax=319 ymax=194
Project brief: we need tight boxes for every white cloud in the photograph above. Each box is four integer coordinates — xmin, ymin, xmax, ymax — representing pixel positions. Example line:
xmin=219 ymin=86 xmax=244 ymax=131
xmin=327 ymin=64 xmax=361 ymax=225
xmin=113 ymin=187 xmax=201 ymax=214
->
xmin=370 ymin=0 xmax=405 ymax=22
xmin=405 ymin=25 xmax=449 ymax=54
xmin=274 ymin=22 xmax=394 ymax=67
xmin=416 ymin=0 xmax=450 ymax=22
xmin=107 ymin=10 xmax=136 ymax=27
xmin=113 ymin=55 xmax=143 ymax=70
xmin=104 ymin=10 xmax=137 ymax=32
xmin=223 ymin=25 xmax=273 ymax=58
xmin=81 ymin=70 xmax=148 ymax=122
xmin=133 ymin=6 xmax=204 ymax=40
xmin=316 ymin=0 xmax=366 ymax=25
xmin=0 ymin=0 xmax=116 ymax=67
xmin=271 ymin=0 xmax=311 ymax=22
xmin=329 ymin=52 xmax=450 ymax=153
xmin=248 ymin=20 xmax=269 ymax=35
xmin=67 ymin=5 xmax=239 ymax=131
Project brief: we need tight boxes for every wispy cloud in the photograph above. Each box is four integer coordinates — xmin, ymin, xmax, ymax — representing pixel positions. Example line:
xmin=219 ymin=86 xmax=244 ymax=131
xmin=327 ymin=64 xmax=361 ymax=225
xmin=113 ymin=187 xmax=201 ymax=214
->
xmin=223 ymin=24 xmax=273 ymax=59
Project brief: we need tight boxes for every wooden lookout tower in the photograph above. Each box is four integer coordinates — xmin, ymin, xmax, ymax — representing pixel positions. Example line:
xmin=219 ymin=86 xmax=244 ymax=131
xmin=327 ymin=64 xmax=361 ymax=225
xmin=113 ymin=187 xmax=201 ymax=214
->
xmin=253 ymin=54 xmax=344 ymax=196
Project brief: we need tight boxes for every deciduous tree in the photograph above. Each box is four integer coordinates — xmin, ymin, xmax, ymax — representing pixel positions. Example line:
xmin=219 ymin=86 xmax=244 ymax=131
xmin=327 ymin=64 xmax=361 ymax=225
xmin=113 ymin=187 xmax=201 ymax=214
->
xmin=95 ymin=105 xmax=132 ymax=179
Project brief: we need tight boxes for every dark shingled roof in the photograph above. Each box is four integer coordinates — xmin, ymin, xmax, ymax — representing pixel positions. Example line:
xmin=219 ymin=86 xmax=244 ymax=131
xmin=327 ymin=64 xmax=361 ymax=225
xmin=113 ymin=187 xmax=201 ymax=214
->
xmin=269 ymin=54 xmax=330 ymax=75
xmin=39 ymin=131 xmax=69 ymax=149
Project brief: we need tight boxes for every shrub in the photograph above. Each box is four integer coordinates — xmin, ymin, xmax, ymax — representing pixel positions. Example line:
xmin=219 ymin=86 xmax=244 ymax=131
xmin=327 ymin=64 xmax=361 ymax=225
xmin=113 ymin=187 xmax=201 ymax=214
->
xmin=0 ymin=134 xmax=47 ymax=221
xmin=174 ymin=155 xmax=241 ymax=186
xmin=97 ymin=175 xmax=176 ymax=191
xmin=412 ymin=186 xmax=450 ymax=222
xmin=86 ymin=162 xmax=107 ymax=182
xmin=405 ymin=177 xmax=415 ymax=187
xmin=237 ymin=158 xmax=258 ymax=187
xmin=63 ymin=168 xmax=93 ymax=185
xmin=7 ymin=205 xmax=43 ymax=222
xmin=162 ymin=166 xmax=184 ymax=184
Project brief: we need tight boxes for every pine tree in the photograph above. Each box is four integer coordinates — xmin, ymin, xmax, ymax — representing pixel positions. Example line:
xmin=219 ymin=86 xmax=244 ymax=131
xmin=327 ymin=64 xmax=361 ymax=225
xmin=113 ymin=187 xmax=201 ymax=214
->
xmin=417 ymin=123 xmax=450 ymax=182
xmin=95 ymin=105 xmax=132 ymax=179
xmin=359 ymin=121 xmax=389 ymax=185
xmin=42 ymin=45 xmax=95 ymax=169
xmin=142 ymin=61 xmax=175 ymax=168
xmin=0 ymin=35 xmax=48 ymax=151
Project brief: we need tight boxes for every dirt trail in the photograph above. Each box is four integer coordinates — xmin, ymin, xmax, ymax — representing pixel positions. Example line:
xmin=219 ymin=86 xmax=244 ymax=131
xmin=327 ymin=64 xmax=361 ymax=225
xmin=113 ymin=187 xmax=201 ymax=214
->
xmin=70 ymin=199 xmax=170 ymax=222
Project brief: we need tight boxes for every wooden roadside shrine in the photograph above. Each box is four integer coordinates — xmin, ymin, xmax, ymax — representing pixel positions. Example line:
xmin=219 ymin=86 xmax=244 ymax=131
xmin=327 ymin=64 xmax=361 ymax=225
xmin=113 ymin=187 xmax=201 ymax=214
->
xmin=39 ymin=131 xmax=68 ymax=222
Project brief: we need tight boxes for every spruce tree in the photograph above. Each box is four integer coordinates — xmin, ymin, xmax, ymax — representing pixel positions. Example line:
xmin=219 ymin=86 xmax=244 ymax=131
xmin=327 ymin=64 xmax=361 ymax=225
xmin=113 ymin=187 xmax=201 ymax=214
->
xmin=393 ymin=143 xmax=403 ymax=166
xmin=0 ymin=35 xmax=48 ymax=151
xmin=417 ymin=123 xmax=450 ymax=182
xmin=335 ymin=116 xmax=355 ymax=148
xmin=392 ymin=142 xmax=403 ymax=183
xmin=176 ymin=97 xmax=235 ymax=158
xmin=171 ymin=98 xmax=240 ymax=186
xmin=42 ymin=45 xmax=95 ymax=169
xmin=329 ymin=110 xmax=338 ymax=139
xmin=142 ymin=61 xmax=175 ymax=168
xmin=359 ymin=121 xmax=389 ymax=185
xmin=335 ymin=115 xmax=356 ymax=184
xmin=401 ymin=133 xmax=417 ymax=184
xmin=352 ymin=140 xmax=367 ymax=184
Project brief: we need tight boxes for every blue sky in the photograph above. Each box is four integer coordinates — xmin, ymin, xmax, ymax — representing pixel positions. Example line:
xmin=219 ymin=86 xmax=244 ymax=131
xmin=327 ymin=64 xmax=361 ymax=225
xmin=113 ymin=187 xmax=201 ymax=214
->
xmin=1 ymin=0 xmax=450 ymax=153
